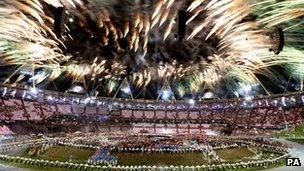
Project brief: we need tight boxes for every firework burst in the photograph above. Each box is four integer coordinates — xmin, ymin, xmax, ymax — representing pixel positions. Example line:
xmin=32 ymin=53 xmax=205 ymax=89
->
xmin=0 ymin=0 xmax=303 ymax=99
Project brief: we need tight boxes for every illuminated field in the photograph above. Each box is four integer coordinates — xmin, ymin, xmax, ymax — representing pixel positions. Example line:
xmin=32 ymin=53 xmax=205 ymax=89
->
xmin=13 ymin=146 xmax=95 ymax=163
xmin=18 ymin=146 xmax=259 ymax=166
xmin=0 ymin=144 xmax=285 ymax=171
xmin=215 ymin=147 xmax=255 ymax=162
xmin=112 ymin=152 xmax=210 ymax=166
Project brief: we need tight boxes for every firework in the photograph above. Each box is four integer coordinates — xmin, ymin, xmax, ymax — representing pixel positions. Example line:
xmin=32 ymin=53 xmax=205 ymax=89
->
xmin=0 ymin=3 xmax=67 ymax=67
xmin=1 ymin=0 xmax=303 ymax=99
xmin=258 ymin=0 xmax=304 ymax=28
xmin=163 ymin=14 xmax=176 ymax=41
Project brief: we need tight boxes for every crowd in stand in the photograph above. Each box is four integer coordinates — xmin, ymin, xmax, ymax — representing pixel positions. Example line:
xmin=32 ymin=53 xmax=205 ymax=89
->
xmin=0 ymin=85 xmax=301 ymax=170
xmin=0 ymin=85 xmax=303 ymax=134
xmin=0 ymin=121 xmax=299 ymax=140
xmin=0 ymin=125 xmax=13 ymax=135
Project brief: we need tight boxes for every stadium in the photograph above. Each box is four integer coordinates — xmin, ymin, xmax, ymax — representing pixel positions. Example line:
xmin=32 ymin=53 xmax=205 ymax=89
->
xmin=0 ymin=0 xmax=304 ymax=170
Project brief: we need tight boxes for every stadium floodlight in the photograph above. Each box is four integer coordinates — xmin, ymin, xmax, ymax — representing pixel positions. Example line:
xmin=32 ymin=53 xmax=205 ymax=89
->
xmin=245 ymin=95 xmax=253 ymax=101
xmin=71 ymin=85 xmax=84 ymax=93
xmin=161 ymin=129 xmax=172 ymax=134
xmin=121 ymin=86 xmax=131 ymax=94
xmin=237 ymin=83 xmax=254 ymax=96
xmin=188 ymin=99 xmax=195 ymax=105
xmin=162 ymin=90 xmax=171 ymax=100
xmin=83 ymin=97 xmax=90 ymax=105
xmin=281 ymin=97 xmax=286 ymax=106
xmin=46 ymin=96 xmax=53 ymax=101
xmin=22 ymin=90 xmax=26 ymax=98
xmin=291 ymin=97 xmax=296 ymax=103
xmin=203 ymin=92 xmax=214 ymax=99
xmin=243 ymin=85 xmax=252 ymax=93
xmin=10 ymin=90 xmax=16 ymax=97
xmin=29 ymin=71 xmax=45 ymax=82
xmin=1 ymin=87 xmax=7 ymax=97
xmin=83 ymin=96 xmax=96 ymax=105
xmin=234 ymin=91 xmax=240 ymax=98
xmin=30 ymin=87 xmax=38 ymax=94
xmin=68 ymin=17 xmax=74 ymax=23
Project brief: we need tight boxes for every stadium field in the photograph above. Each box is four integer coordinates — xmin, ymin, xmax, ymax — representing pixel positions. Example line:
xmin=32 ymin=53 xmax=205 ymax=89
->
xmin=215 ymin=147 xmax=255 ymax=162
